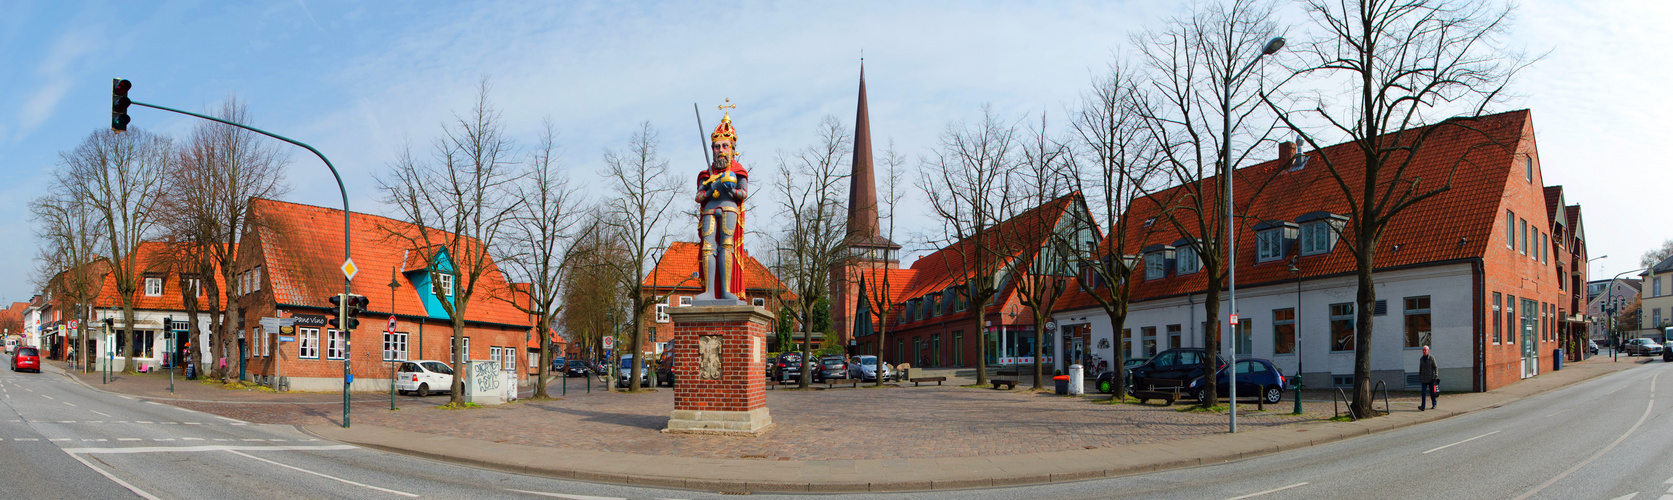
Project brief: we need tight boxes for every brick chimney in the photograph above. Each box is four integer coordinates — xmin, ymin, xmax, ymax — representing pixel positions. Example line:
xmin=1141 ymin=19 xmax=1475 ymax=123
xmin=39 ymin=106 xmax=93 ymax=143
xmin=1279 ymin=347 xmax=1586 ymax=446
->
xmin=1278 ymin=141 xmax=1296 ymax=164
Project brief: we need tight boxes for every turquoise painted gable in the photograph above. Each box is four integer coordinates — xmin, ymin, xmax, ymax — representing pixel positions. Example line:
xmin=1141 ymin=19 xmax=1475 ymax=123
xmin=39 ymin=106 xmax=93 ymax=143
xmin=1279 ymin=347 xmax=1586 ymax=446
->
xmin=406 ymin=249 xmax=457 ymax=320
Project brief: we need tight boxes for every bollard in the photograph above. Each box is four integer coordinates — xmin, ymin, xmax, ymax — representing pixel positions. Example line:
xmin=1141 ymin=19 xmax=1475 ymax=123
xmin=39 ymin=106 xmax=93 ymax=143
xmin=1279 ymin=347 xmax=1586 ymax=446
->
xmin=1068 ymin=364 xmax=1085 ymax=395
xmin=1293 ymin=381 xmax=1303 ymax=415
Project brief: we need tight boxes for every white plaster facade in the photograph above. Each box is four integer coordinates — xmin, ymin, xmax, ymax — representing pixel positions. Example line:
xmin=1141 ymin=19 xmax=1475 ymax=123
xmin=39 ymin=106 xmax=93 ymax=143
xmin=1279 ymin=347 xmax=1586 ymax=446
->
xmin=1054 ymin=263 xmax=1478 ymax=392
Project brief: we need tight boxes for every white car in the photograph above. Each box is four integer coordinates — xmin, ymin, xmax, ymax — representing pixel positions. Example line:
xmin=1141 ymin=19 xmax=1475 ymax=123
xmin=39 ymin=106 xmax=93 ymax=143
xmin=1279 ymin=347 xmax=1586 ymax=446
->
xmin=395 ymin=360 xmax=455 ymax=397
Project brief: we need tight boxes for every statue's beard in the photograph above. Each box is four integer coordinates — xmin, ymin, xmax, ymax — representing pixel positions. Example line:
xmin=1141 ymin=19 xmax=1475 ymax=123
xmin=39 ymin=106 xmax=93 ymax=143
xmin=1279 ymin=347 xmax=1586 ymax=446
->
xmin=711 ymin=154 xmax=730 ymax=170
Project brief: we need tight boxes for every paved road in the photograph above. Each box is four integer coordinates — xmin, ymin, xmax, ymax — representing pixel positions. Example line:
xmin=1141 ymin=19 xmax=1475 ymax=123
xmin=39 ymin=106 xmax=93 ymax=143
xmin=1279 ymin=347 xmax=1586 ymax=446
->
xmin=8 ymin=352 xmax=1664 ymax=499
xmin=0 ymin=358 xmax=709 ymax=500
xmin=824 ymin=358 xmax=1668 ymax=500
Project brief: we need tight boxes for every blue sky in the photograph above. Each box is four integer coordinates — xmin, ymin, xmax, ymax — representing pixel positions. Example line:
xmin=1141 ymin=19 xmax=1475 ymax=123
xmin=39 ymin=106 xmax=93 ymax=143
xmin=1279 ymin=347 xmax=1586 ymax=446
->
xmin=0 ymin=0 xmax=1668 ymax=302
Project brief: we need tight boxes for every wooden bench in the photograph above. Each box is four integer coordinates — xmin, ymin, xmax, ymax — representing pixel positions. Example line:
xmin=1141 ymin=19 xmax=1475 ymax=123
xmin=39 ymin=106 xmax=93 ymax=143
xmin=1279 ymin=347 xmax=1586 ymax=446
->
xmin=910 ymin=376 xmax=946 ymax=387
xmin=1131 ymin=379 xmax=1188 ymax=405
xmin=824 ymin=378 xmax=860 ymax=389
xmin=991 ymin=378 xmax=1018 ymax=390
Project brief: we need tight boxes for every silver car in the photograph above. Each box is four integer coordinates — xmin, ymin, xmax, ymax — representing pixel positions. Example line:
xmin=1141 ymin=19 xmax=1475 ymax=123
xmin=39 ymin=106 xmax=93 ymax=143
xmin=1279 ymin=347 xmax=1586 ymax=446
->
xmin=1624 ymin=338 xmax=1663 ymax=356
xmin=847 ymin=355 xmax=896 ymax=382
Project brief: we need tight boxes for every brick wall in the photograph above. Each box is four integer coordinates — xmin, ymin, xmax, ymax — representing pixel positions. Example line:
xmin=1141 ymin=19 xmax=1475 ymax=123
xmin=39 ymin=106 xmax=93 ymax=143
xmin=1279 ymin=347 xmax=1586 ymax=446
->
xmin=669 ymin=310 xmax=769 ymax=413
xmin=1479 ymin=123 xmax=1564 ymax=391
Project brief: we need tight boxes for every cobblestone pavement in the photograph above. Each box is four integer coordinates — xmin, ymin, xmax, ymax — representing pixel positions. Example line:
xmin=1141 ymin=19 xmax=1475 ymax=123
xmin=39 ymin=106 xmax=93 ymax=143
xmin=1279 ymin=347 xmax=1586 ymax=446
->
xmin=58 ymin=363 xmax=1455 ymax=461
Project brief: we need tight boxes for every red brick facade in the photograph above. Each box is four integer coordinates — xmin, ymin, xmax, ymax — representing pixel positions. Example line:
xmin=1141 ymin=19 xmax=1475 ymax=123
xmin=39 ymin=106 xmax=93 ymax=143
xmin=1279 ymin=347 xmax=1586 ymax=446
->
xmin=669 ymin=307 xmax=769 ymax=412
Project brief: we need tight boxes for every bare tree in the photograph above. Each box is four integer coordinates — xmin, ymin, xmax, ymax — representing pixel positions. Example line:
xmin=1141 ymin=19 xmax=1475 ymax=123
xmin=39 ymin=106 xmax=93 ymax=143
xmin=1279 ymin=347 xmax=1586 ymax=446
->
xmin=1266 ymin=0 xmax=1526 ymax=416
xmin=769 ymin=115 xmax=852 ymax=388
xmin=859 ymin=142 xmax=908 ymax=387
xmin=918 ymin=105 xmax=1020 ymax=386
xmin=601 ymin=121 xmax=680 ymax=392
xmin=498 ymin=119 xmax=586 ymax=398
xmin=164 ymin=98 xmax=290 ymax=380
xmin=1005 ymin=113 xmax=1076 ymax=390
xmin=559 ymin=212 xmax=629 ymax=369
xmin=31 ymin=184 xmax=107 ymax=371
xmin=57 ymin=128 xmax=173 ymax=373
xmin=1641 ymin=239 xmax=1673 ymax=269
xmin=1131 ymin=0 xmax=1283 ymax=406
xmin=379 ymin=82 xmax=522 ymax=406
xmin=1063 ymin=61 xmax=1161 ymax=400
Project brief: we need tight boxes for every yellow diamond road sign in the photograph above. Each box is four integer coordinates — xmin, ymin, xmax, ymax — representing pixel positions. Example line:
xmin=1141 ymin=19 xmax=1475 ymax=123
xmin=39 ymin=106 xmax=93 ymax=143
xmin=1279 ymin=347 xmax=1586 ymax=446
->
xmin=341 ymin=258 xmax=358 ymax=281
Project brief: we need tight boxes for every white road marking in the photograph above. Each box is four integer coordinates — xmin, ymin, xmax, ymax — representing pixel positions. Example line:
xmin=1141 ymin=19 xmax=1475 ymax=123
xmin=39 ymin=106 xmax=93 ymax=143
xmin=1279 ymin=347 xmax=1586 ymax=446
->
xmin=57 ymin=420 xmax=73 ymax=423
xmin=40 ymin=394 xmax=51 ymax=399
xmin=1425 ymin=431 xmax=1505 ymax=458
xmin=184 ymin=422 xmax=202 ymax=425
xmin=504 ymin=490 xmax=629 ymax=500
xmin=14 ymin=438 xmax=37 ymax=441
xmin=63 ymin=444 xmax=357 ymax=454
xmin=242 ymin=438 xmax=266 ymax=442
xmin=64 ymin=450 xmax=161 ymax=500
xmin=1225 ymin=482 xmax=1309 ymax=500
xmin=90 ymin=410 xmax=112 ymax=418
xmin=182 ymin=437 xmax=204 ymax=441
xmin=1546 ymin=409 xmax=1568 ymax=417
xmin=224 ymin=449 xmax=418 ymax=497
xmin=213 ymin=415 xmax=245 ymax=423
xmin=1515 ymin=373 xmax=1660 ymax=500
xmin=152 ymin=438 xmax=174 ymax=441
xmin=117 ymin=438 xmax=142 ymax=442
xmin=136 ymin=421 xmax=152 ymax=424
xmin=63 ymin=402 xmax=75 ymax=407
xmin=1609 ymin=493 xmax=1636 ymax=500
xmin=49 ymin=438 xmax=70 ymax=442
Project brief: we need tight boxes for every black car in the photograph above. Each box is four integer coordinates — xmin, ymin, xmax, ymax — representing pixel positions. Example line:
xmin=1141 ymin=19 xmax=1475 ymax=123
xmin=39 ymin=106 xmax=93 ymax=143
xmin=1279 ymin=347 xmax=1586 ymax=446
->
xmin=1093 ymin=356 xmax=1150 ymax=394
xmin=563 ymin=359 xmax=593 ymax=378
xmin=1128 ymin=348 xmax=1221 ymax=392
xmin=771 ymin=353 xmax=804 ymax=382
xmin=1186 ymin=358 xmax=1288 ymax=404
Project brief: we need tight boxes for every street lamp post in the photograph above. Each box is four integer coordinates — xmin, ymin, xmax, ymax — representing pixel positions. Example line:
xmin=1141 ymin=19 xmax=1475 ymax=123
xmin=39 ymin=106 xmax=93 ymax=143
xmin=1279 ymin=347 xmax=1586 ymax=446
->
xmin=1604 ymin=267 xmax=1648 ymax=362
xmin=1289 ymin=261 xmax=1302 ymax=414
xmin=1223 ymin=36 xmax=1285 ymax=433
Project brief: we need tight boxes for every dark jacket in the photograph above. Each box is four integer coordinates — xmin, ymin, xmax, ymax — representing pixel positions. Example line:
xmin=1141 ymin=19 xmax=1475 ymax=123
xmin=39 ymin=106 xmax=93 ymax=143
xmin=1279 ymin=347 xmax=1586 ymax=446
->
xmin=1419 ymin=354 xmax=1439 ymax=384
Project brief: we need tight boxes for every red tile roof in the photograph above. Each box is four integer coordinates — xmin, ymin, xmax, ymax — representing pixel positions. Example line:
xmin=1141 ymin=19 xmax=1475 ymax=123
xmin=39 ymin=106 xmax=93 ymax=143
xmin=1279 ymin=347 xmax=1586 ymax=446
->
xmin=642 ymin=241 xmax=787 ymax=292
xmin=1061 ymin=109 xmax=1533 ymax=307
xmin=248 ymin=198 xmax=530 ymax=327
xmin=91 ymin=241 xmax=233 ymax=311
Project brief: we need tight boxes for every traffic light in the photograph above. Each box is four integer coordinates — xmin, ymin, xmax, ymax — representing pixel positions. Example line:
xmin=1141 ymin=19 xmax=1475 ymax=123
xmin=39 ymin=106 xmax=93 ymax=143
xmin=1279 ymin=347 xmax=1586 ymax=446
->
xmin=327 ymin=294 xmax=345 ymax=329
xmin=344 ymin=294 xmax=368 ymax=330
xmin=111 ymin=79 xmax=132 ymax=132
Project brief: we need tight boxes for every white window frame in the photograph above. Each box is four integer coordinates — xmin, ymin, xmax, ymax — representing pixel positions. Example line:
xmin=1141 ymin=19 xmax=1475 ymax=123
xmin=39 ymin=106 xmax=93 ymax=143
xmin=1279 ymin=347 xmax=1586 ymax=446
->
xmin=752 ymin=297 xmax=766 ymax=307
xmin=326 ymin=329 xmax=346 ymax=360
xmin=383 ymin=331 xmax=409 ymax=361
xmin=1175 ymin=245 xmax=1200 ymax=274
xmin=1143 ymin=252 xmax=1165 ymax=280
xmin=679 ymin=296 xmax=692 ymax=307
xmin=252 ymin=266 xmax=262 ymax=292
xmin=1256 ymin=230 xmax=1283 ymax=261
xmin=528 ymin=351 xmax=539 ymax=370
xmin=438 ymin=273 xmax=455 ymax=296
xmin=145 ymin=278 xmax=163 ymax=297
xmin=655 ymin=304 xmax=670 ymax=323
xmin=299 ymin=328 xmax=319 ymax=359
xmin=490 ymin=346 xmax=503 ymax=368
xmin=1301 ymin=221 xmax=1331 ymax=255
xmin=449 ymin=337 xmax=472 ymax=363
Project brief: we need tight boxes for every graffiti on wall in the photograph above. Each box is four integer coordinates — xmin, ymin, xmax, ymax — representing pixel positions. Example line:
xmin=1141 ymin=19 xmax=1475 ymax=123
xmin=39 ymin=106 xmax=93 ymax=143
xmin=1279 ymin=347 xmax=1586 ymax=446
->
xmin=472 ymin=360 xmax=502 ymax=394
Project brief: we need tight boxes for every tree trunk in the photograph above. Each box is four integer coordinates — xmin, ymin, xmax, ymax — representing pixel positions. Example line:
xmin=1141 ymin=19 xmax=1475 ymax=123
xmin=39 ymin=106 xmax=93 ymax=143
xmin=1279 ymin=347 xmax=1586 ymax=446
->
xmin=798 ymin=318 xmax=811 ymax=389
xmin=628 ymin=303 xmax=645 ymax=392
xmin=1032 ymin=310 xmax=1045 ymax=390
xmin=1351 ymin=248 xmax=1377 ymax=417
xmin=535 ymin=319 xmax=551 ymax=399
xmin=974 ymin=299 xmax=989 ymax=385
xmin=122 ymin=298 xmax=137 ymax=374
xmin=875 ymin=324 xmax=888 ymax=387
xmin=449 ymin=320 xmax=466 ymax=405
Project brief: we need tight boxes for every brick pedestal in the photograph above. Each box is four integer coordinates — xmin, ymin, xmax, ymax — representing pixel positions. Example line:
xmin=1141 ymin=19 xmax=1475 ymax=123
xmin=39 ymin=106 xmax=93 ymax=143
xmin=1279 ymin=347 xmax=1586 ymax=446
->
xmin=663 ymin=305 xmax=774 ymax=436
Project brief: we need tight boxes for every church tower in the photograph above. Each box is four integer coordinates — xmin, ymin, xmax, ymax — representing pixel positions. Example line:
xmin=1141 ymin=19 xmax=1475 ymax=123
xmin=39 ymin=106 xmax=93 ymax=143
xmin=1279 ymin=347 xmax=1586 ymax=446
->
xmin=831 ymin=63 xmax=902 ymax=353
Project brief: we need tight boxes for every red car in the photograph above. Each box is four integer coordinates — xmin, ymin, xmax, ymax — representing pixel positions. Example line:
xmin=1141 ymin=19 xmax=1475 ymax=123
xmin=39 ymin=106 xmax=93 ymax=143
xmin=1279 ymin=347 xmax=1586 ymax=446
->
xmin=11 ymin=347 xmax=40 ymax=373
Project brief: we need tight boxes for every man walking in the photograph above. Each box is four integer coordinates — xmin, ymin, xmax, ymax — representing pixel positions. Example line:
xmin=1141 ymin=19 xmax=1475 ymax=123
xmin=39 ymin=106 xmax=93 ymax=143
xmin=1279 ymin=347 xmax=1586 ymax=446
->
xmin=1419 ymin=346 xmax=1439 ymax=411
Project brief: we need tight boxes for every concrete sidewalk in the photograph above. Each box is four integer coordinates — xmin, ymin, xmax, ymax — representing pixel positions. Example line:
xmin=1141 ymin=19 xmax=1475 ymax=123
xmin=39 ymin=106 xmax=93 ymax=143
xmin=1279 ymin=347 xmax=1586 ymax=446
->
xmin=301 ymin=356 xmax=1647 ymax=494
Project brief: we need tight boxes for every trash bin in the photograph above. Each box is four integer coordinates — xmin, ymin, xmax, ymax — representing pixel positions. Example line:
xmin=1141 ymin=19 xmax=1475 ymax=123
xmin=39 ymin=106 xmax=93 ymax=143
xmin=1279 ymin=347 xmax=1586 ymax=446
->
xmin=1663 ymin=346 xmax=1672 ymax=362
xmin=1054 ymin=375 xmax=1070 ymax=395
xmin=1553 ymin=348 xmax=1563 ymax=370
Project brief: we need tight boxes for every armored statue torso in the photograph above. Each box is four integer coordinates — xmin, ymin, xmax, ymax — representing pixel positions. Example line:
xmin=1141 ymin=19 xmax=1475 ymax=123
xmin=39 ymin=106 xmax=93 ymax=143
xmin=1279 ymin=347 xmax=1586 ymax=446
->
xmin=694 ymin=104 xmax=749 ymax=304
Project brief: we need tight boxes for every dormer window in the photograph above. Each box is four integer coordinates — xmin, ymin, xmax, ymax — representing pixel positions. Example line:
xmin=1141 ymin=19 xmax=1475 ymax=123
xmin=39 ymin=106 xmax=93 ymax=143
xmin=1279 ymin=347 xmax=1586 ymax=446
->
xmin=1173 ymin=240 xmax=1200 ymax=274
xmin=1252 ymin=220 xmax=1299 ymax=263
xmin=1144 ymin=252 xmax=1165 ymax=280
xmin=1297 ymin=212 xmax=1348 ymax=256
xmin=926 ymin=294 xmax=941 ymax=317
xmin=145 ymin=277 xmax=163 ymax=297
xmin=435 ymin=273 xmax=455 ymax=296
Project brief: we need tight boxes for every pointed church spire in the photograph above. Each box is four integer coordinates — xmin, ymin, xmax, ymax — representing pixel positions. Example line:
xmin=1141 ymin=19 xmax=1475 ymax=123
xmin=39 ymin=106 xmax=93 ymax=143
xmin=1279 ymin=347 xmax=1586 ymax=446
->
xmin=847 ymin=62 xmax=879 ymax=240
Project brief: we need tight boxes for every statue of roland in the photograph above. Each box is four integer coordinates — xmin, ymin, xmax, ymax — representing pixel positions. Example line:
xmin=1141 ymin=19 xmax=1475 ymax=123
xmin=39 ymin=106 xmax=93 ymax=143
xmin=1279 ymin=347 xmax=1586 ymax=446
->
xmin=694 ymin=100 xmax=749 ymax=305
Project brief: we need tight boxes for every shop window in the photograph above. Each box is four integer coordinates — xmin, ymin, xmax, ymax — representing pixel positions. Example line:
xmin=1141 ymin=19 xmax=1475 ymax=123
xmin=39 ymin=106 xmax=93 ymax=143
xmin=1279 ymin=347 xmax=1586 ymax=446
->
xmin=384 ymin=332 xmax=408 ymax=361
xmin=299 ymin=328 xmax=319 ymax=359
